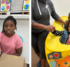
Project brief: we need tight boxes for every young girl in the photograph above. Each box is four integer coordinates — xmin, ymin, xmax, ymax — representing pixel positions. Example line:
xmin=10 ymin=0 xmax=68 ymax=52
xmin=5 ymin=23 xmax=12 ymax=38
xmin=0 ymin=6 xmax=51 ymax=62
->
xmin=52 ymin=17 xmax=70 ymax=44
xmin=0 ymin=16 xmax=23 ymax=56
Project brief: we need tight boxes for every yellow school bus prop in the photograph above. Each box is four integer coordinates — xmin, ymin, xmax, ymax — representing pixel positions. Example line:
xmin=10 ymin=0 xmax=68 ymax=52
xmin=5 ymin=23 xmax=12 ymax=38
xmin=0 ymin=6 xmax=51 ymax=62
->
xmin=45 ymin=16 xmax=70 ymax=67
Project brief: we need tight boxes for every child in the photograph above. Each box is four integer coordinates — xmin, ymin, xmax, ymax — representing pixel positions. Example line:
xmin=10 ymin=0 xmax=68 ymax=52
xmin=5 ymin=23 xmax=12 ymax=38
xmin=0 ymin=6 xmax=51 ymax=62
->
xmin=52 ymin=15 xmax=70 ymax=44
xmin=0 ymin=16 xmax=23 ymax=56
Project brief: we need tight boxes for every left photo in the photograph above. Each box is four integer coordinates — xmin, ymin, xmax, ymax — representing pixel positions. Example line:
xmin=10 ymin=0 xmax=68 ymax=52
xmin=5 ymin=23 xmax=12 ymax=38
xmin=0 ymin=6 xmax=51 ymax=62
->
xmin=0 ymin=0 xmax=30 ymax=67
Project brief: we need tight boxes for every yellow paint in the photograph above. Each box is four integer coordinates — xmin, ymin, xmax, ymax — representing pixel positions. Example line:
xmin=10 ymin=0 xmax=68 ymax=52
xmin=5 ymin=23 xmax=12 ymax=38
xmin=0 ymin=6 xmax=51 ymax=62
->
xmin=28 ymin=7 xmax=29 ymax=9
xmin=3 ymin=0 xmax=5 ymax=2
xmin=4 ymin=9 xmax=7 ymax=11
xmin=13 ymin=56 xmax=17 ymax=59
xmin=26 ymin=1 xmax=29 ymax=4
xmin=23 ymin=6 xmax=26 ymax=9
xmin=4 ymin=4 xmax=7 ymax=7
xmin=1 ymin=3 xmax=3 ymax=6
xmin=7 ymin=0 xmax=10 ymax=4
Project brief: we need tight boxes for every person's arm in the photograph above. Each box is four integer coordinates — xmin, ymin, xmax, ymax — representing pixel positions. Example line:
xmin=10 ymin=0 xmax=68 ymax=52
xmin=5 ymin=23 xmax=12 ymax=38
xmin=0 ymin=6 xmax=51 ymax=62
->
xmin=32 ymin=22 xmax=55 ymax=32
xmin=57 ymin=18 xmax=65 ymax=25
xmin=50 ymin=1 xmax=65 ymax=25
xmin=52 ymin=30 xmax=64 ymax=36
xmin=13 ymin=47 xmax=22 ymax=56
xmin=12 ymin=36 xmax=23 ymax=56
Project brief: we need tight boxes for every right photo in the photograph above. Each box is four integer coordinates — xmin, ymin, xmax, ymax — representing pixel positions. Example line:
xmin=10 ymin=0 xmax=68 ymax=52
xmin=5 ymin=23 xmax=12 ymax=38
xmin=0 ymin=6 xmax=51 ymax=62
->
xmin=31 ymin=0 xmax=70 ymax=67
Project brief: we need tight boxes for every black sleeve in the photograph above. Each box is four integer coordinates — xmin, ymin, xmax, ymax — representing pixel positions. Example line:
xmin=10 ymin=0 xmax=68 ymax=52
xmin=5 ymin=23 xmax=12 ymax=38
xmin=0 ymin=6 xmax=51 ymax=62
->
xmin=52 ymin=30 xmax=64 ymax=36
xmin=50 ymin=1 xmax=60 ymax=20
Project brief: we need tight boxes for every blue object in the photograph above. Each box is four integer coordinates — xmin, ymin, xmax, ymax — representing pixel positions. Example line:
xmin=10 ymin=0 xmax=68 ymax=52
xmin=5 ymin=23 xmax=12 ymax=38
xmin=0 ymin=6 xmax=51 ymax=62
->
xmin=63 ymin=24 xmax=65 ymax=28
xmin=1 ymin=6 xmax=5 ymax=11
xmin=60 ymin=29 xmax=68 ymax=44
xmin=9 ymin=0 xmax=11 ymax=3
xmin=25 ymin=4 xmax=29 ymax=10
xmin=19 ymin=35 xmax=23 ymax=43
xmin=37 ymin=60 xmax=41 ymax=67
xmin=50 ymin=61 xmax=56 ymax=67
xmin=6 ymin=0 xmax=11 ymax=4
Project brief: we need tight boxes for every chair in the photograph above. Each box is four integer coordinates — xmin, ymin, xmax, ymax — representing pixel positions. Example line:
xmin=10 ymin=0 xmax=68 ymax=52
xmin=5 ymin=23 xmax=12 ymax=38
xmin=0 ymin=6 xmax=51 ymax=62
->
xmin=19 ymin=35 xmax=23 ymax=43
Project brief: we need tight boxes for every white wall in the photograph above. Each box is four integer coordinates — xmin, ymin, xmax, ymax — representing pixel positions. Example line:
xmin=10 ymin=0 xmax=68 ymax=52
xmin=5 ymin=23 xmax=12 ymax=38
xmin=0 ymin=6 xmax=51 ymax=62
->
xmin=0 ymin=15 xmax=29 ymax=64
xmin=50 ymin=0 xmax=70 ymax=25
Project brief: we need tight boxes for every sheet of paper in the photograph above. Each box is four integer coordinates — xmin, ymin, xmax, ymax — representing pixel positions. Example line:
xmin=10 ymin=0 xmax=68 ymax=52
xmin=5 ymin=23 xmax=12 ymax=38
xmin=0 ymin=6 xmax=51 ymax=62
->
xmin=1 ymin=0 xmax=11 ymax=11
xmin=23 ymin=0 xmax=29 ymax=10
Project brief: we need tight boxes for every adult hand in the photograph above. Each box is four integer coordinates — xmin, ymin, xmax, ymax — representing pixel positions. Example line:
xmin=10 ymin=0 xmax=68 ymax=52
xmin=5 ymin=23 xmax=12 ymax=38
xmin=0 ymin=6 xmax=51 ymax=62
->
xmin=45 ymin=25 xmax=55 ymax=32
xmin=32 ymin=22 xmax=55 ymax=32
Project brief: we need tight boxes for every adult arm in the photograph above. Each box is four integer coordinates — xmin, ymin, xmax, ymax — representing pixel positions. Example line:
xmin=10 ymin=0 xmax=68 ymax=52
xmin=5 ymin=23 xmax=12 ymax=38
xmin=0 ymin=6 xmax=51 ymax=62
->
xmin=32 ymin=21 xmax=55 ymax=32
xmin=51 ymin=1 xmax=65 ymax=25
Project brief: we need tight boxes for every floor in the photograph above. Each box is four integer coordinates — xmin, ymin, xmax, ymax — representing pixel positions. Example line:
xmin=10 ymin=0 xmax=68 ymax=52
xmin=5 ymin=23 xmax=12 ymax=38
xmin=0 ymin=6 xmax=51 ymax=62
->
xmin=31 ymin=47 xmax=40 ymax=67
xmin=31 ymin=47 xmax=50 ymax=67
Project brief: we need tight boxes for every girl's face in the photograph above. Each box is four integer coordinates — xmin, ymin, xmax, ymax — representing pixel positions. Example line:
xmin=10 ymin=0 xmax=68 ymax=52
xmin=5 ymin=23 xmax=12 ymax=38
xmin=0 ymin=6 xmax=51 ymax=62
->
xmin=4 ymin=20 xmax=16 ymax=37
xmin=68 ymin=23 xmax=70 ymax=32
